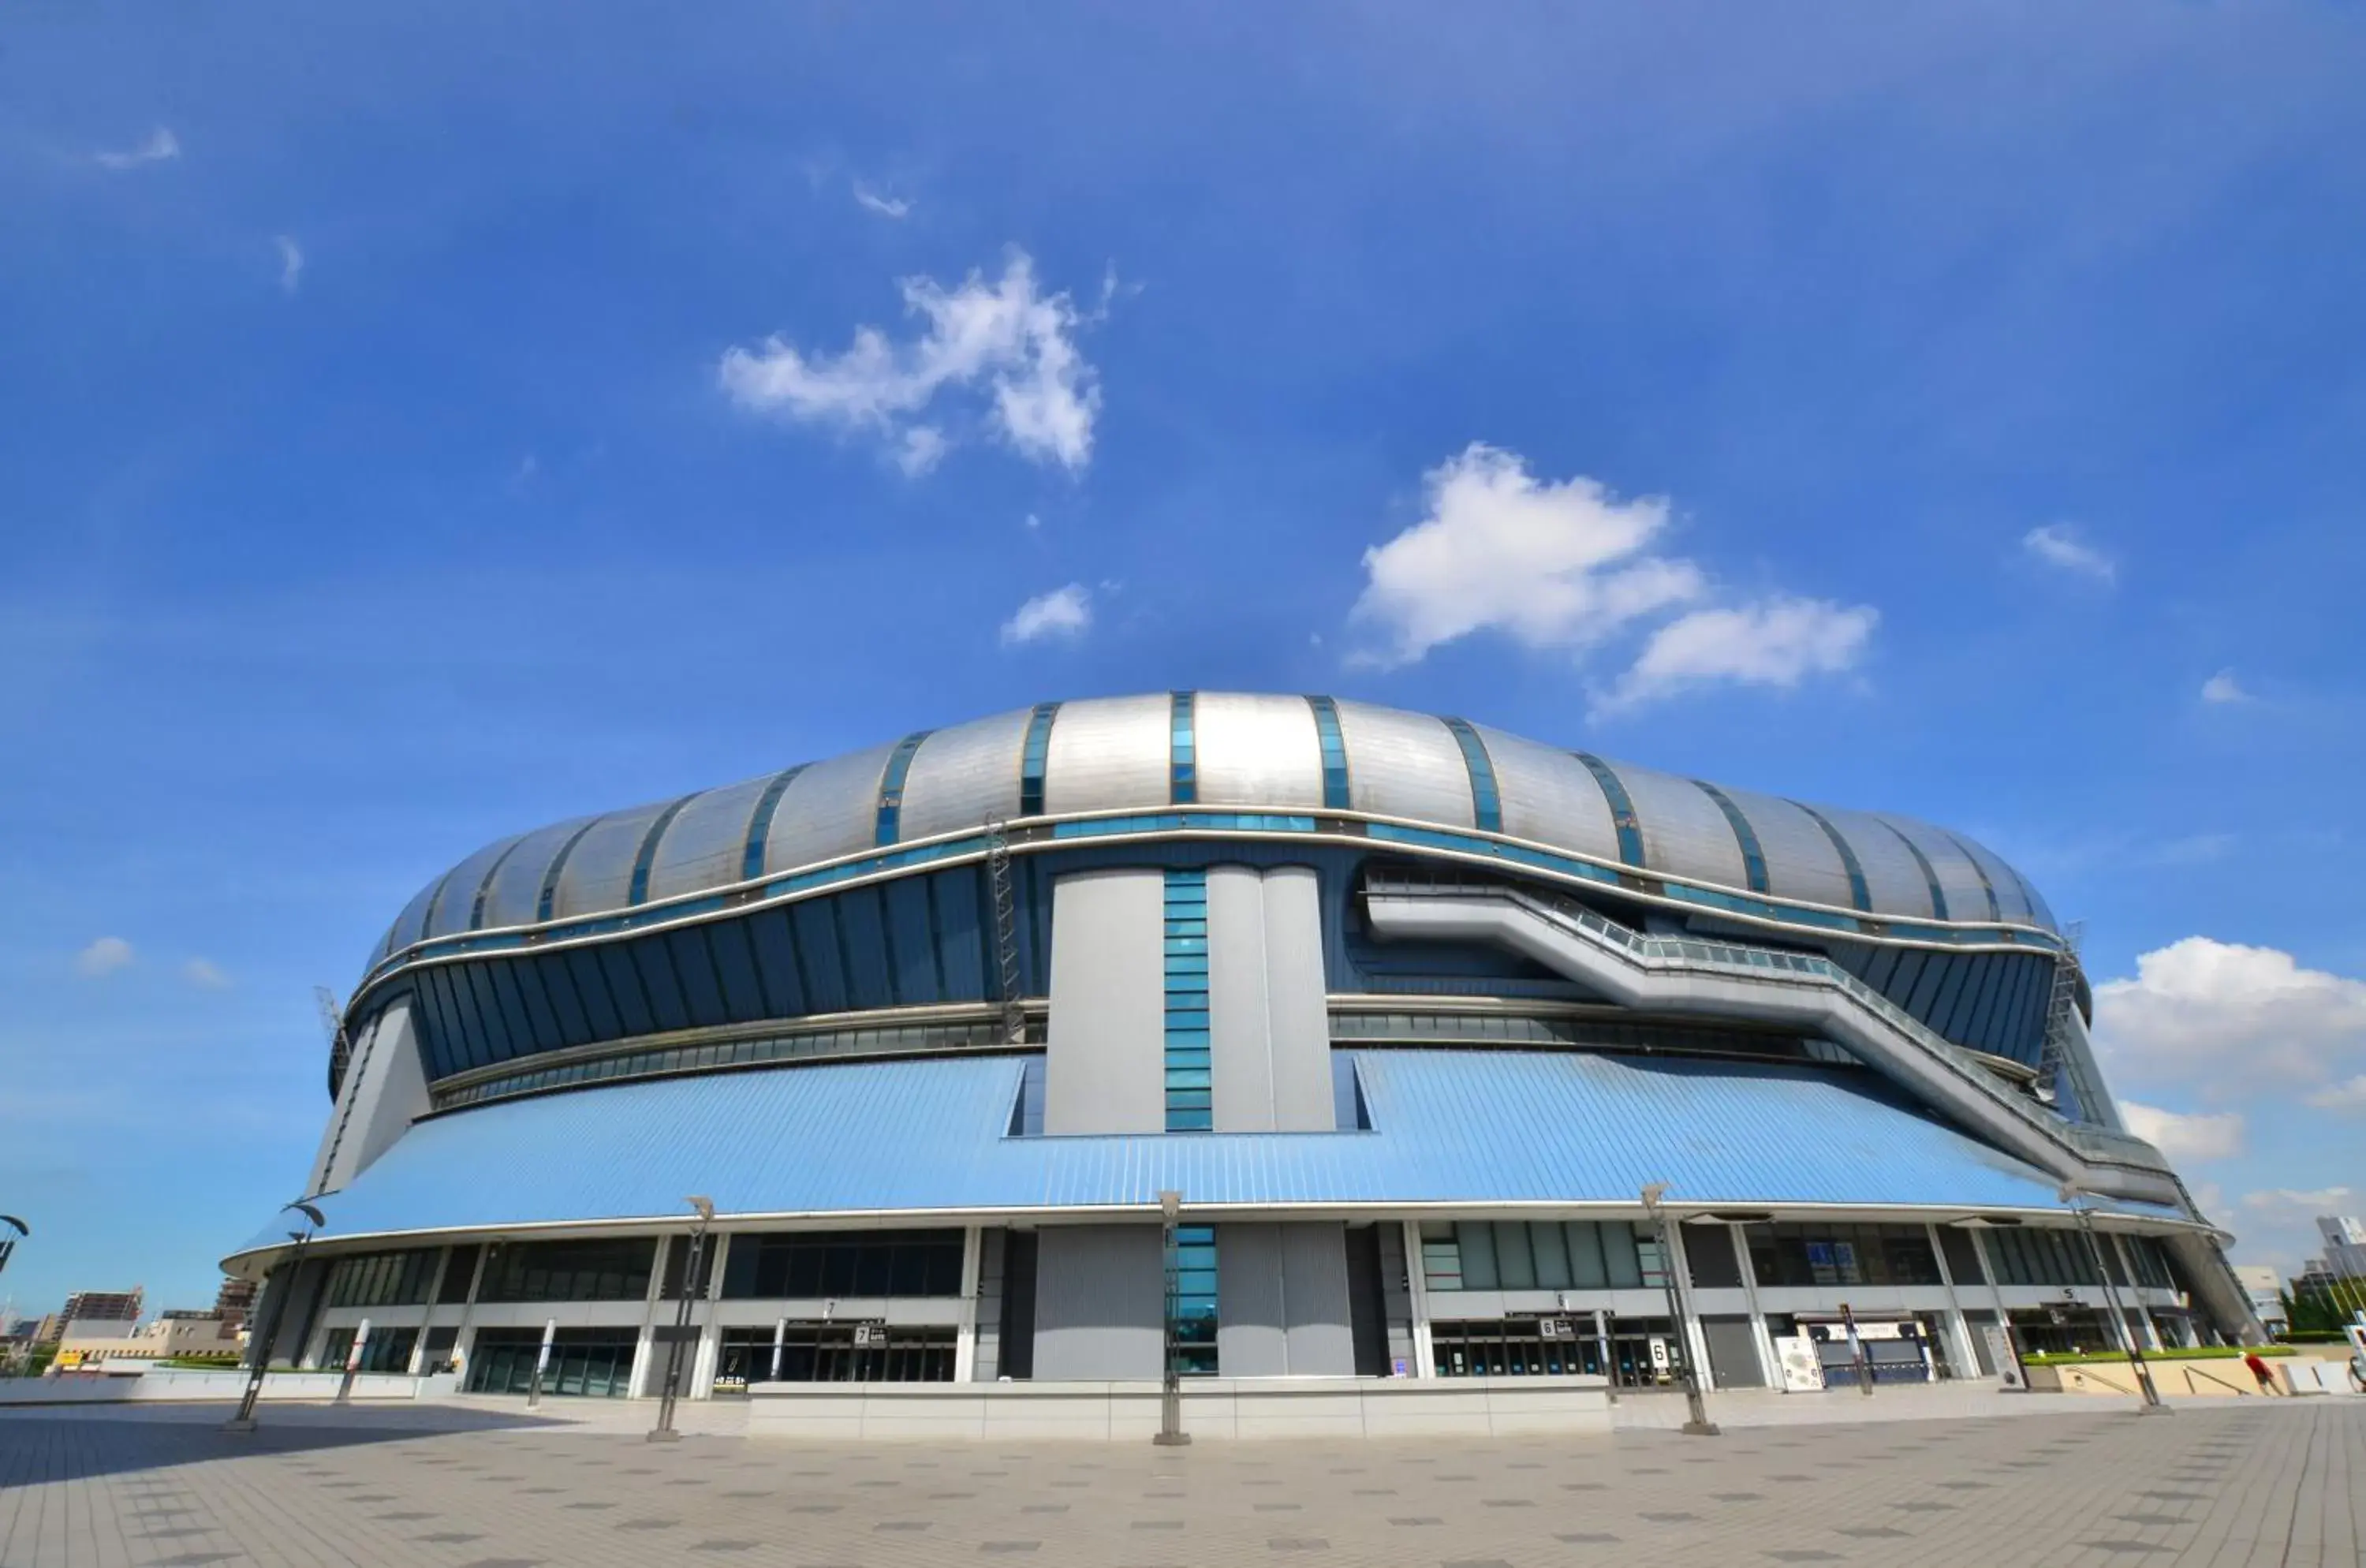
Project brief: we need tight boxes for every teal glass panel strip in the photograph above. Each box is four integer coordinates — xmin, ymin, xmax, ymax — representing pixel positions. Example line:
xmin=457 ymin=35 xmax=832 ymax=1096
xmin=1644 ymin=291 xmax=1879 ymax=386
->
xmin=1440 ymin=717 xmax=1502 ymax=832
xmin=1163 ymin=866 xmax=1211 ymax=1131
xmin=1569 ymin=752 xmax=1647 ymax=867
xmin=626 ymin=793 xmax=700 ymax=906
xmin=1305 ymin=695 xmax=1352 ymax=810
xmin=1789 ymin=801 xmax=1873 ymax=913
xmin=1169 ymin=691 xmax=1196 ymax=805
xmin=873 ymin=730 xmax=934 ymax=847
xmin=1691 ymin=780 xmax=1771 ymax=894
xmin=741 ymin=763 xmax=810 ymax=882
xmin=536 ymin=819 xmax=603 ymax=924
xmin=1878 ymin=820 xmax=1950 ymax=921
xmin=1018 ymin=702 xmax=1060 ymax=817
xmin=1934 ymin=827 xmax=2003 ymax=923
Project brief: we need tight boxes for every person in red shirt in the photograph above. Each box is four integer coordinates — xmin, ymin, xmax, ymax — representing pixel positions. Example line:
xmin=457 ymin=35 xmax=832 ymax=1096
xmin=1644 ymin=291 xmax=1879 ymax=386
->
xmin=2244 ymin=1351 xmax=2281 ymax=1394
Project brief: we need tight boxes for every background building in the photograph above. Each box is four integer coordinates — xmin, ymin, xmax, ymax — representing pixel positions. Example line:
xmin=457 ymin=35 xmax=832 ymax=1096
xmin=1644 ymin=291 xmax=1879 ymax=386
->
xmin=232 ymin=693 xmax=2259 ymax=1402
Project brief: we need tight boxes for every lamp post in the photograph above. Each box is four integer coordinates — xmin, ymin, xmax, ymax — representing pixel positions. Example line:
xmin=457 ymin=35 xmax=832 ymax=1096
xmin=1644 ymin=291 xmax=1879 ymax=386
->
xmin=0 ymin=1216 xmax=28 ymax=1285
xmin=649 ymin=1195 xmax=715 ymax=1442
xmin=1154 ymin=1189 xmax=1190 ymax=1447
xmin=226 ymin=1200 xmax=327 ymax=1433
xmin=1639 ymin=1184 xmax=1719 ymax=1436
xmin=2058 ymin=1185 xmax=2166 ymax=1413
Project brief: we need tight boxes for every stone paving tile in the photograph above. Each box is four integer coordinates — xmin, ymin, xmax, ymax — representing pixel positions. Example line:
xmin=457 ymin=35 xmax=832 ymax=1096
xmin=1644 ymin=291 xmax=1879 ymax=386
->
xmin=0 ymin=1397 xmax=2360 ymax=1566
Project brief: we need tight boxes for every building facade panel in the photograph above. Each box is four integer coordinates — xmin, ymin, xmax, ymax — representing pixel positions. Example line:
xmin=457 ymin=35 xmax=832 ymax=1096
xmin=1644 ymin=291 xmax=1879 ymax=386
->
xmin=553 ymin=801 xmax=677 ymax=921
xmin=1330 ymin=702 xmax=1476 ymax=828
xmin=1191 ymin=693 xmax=1325 ymax=808
xmin=761 ymin=741 xmax=898 ymax=875
xmin=1039 ymin=693 xmax=1171 ymax=816
xmin=894 ymin=707 xmax=1032 ymax=842
xmin=1808 ymin=805 xmax=1939 ymax=920
xmin=1711 ymin=786 xmax=1860 ymax=912
xmin=1472 ymin=724 xmax=1624 ymax=864
xmin=643 ymin=773 xmax=776 ymax=904
xmin=1613 ymin=762 xmax=1749 ymax=888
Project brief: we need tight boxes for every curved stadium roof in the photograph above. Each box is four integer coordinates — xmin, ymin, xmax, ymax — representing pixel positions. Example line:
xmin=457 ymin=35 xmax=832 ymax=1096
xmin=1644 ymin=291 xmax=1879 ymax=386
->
xmin=371 ymin=693 xmax=2054 ymax=976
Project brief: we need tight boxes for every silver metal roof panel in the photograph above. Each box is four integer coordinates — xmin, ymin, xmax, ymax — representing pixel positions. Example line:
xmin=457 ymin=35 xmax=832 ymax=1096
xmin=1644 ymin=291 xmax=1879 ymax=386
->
xmin=476 ymin=816 xmax=596 ymax=931
xmin=643 ymin=773 xmax=775 ymax=905
xmin=421 ymin=833 xmax=531 ymax=939
xmin=1715 ymin=785 xmax=1858 ymax=911
xmin=1813 ymin=805 xmax=1939 ymax=920
xmin=551 ymin=800 xmax=674 ymax=921
xmin=1472 ymin=723 xmax=1621 ymax=864
xmin=1192 ymin=693 xmax=1324 ymax=808
xmin=1880 ymin=816 xmax=1997 ymax=924
xmin=1040 ymin=693 xmax=1170 ymax=816
xmin=1332 ymin=700 xmax=1474 ymax=827
xmin=1614 ymin=762 xmax=1748 ymax=887
xmin=897 ymin=707 xmax=1032 ymax=841
xmin=762 ymin=741 xmax=897 ymax=875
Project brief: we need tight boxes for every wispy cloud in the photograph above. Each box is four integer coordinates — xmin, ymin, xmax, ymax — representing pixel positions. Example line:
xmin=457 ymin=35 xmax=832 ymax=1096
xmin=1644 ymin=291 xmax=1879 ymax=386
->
xmin=853 ymin=183 xmax=912 ymax=219
xmin=719 ymin=250 xmax=1102 ymax=472
xmin=180 ymin=958 xmax=233 ymax=990
xmin=2200 ymin=668 xmax=2252 ymax=704
xmin=896 ymin=425 xmax=948 ymax=477
xmin=1349 ymin=442 xmax=1877 ymax=713
xmin=94 ymin=127 xmax=180 ymax=170
xmin=2022 ymin=522 xmax=2117 ymax=584
xmin=1001 ymin=584 xmax=1092 ymax=646
xmin=75 ymin=936 xmax=134 ymax=978
xmin=2119 ymin=1100 xmax=2246 ymax=1161
xmin=274 ymin=235 xmax=304 ymax=294
xmin=2304 ymin=1075 xmax=2366 ymax=1113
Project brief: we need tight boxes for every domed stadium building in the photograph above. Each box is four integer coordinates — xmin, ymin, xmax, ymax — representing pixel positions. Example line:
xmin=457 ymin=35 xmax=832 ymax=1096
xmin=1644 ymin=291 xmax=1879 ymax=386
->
xmin=233 ymin=693 xmax=2257 ymax=1424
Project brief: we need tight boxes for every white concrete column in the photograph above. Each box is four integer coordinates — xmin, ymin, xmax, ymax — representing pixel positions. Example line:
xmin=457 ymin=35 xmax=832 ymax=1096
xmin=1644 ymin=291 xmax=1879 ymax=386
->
xmin=1402 ymin=1220 xmax=1435 ymax=1378
xmin=1969 ymin=1227 xmax=2017 ymax=1370
xmin=1926 ymin=1223 xmax=1980 ymax=1379
xmin=627 ymin=1235 xmax=667 ymax=1399
xmin=1732 ymin=1222 xmax=1779 ymax=1389
xmin=953 ymin=1224 xmax=983 ymax=1383
xmin=1044 ymin=871 xmax=1166 ymax=1133
xmin=689 ymin=1234 xmax=730 ymax=1399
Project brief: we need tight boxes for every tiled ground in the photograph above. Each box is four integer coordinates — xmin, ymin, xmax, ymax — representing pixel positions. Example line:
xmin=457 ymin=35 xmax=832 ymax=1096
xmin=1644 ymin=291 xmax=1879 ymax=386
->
xmin=1 ymin=1396 xmax=2358 ymax=1567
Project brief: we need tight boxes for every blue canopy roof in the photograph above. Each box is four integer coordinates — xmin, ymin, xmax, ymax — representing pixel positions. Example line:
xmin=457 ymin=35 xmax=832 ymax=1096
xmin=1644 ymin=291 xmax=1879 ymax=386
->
xmin=235 ymin=1050 xmax=2177 ymax=1259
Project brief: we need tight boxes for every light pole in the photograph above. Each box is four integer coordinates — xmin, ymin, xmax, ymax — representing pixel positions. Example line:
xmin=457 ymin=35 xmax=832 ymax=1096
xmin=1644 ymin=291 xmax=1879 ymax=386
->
xmin=1154 ymin=1189 xmax=1190 ymax=1447
xmin=2059 ymin=1185 xmax=2166 ymax=1413
xmin=649 ymin=1195 xmax=715 ymax=1442
xmin=1639 ymin=1184 xmax=1719 ymax=1436
xmin=0 ymin=1216 xmax=27 ymax=1285
xmin=226 ymin=1200 xmax=327 ymax=1433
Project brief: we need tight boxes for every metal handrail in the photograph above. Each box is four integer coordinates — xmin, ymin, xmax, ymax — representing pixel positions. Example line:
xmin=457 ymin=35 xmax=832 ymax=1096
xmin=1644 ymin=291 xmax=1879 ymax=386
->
xmin=1364 ymin=872 xmax=2172 ymax=1179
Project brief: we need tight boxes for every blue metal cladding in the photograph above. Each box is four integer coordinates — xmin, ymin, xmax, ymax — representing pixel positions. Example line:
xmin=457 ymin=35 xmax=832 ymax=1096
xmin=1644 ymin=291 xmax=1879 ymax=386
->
xmin=1569 ymin=753 xmax=1647 ymax=868
xmin=1441 ymin=718 xmax=1503 ymax=833
xmin=1791 ymin=801 xmax=1873 ymax=912
xmin=626 ymin=795 xmax=699 ymax=907
xmin=873 ymin=731 xmax=934 ymax=846
xmin=1876 ymin=820 xmax=1950 ymax=921
xmin=536 ymin=820 xmax=603 ymax=924
xmin=257 ymin=1048 xmax=2177 ymax=1252
xmin=741 ymin=763 xmax=810 ymax=882
xmin=1018 ymin=702 xmax=1060 ymax=818
xmin=1169 ymin=691 xmax=1197 ymax=805
xmin=1692 ymin=781 xmax=1770 ymax=894
xmin=1163 ymin=868 xmax=1211 ymax=1131
xmin=1305 ymin=695 xmax=1352 ymax=810
xmin=1935 ymin=829 xmax=2004 ymax=923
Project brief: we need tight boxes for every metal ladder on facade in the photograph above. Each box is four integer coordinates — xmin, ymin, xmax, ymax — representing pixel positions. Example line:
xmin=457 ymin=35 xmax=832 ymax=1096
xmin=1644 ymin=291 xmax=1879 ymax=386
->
xmin=2035 ymin=920 xmax=2088 ymax=1111
xmin=985 ymin=821 xmax=1027 ymax=1044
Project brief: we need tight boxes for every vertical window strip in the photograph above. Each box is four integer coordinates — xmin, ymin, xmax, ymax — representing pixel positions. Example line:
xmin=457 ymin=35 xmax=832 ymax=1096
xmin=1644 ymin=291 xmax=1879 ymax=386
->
xmin=417 ymin=868 xmax=461 ymax=944
xmin=1304 ymin=695 xmax=1352 ymax=810
xmin=1440 ymin=717 xmax=1502 ymax=832
xmin=1790 ymin=801 xmax=1873 ymax=913
xmin=1169 ymin=691 xmax=1197 ymax=805
xmin=873 ymin=730 xmax=935 ymax=847
xmin=1933 ymin=827 xmax=2004 ymax=923
xmin=536 ymin=819 xmax=603 ymax=924
xmin=1171 ymin=1223 xmax=1220 ymax=1375
xmin=1691 ymin=780 xmax=1771 ymax=894
xmin=1162 ymin=868 xmax=1211 ymax=1131
xmin=1570 ymin=752 xmax=1648 ymax=867
xmin=1877 ymin=819 xmax=1951 ymax=921
xmin=466 ymin=838 xmax=526 ymax=931
xmin=625 ymin=793 xmax=700 ymax=907
xmin=741 ymin=763 xmax=811 ymax=883
xmin=1017 ymin=702 xmax=1060 ymax=817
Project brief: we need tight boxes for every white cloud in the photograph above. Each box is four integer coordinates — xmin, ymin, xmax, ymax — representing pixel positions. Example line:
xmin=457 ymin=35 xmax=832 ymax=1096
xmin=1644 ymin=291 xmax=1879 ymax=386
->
xmin=2200 ymin=668 xmax=2252 ymax=704
xmin=274 ymin=235 xmax=304 ymax=294
xmin=1351 ymin=444 xmax=1704 ymax=668
xmin=2119 ymin=1101 xmax=2246 ymax=1161
xmin=2023 ymin=523 xmax=2116 ymax=584
xmin=2304 ymin=1075 xmax=2366 ymax=1113
xmin=895 ymin=425 xmax=949 ymax=477
xmin=2241 ymin=1186 xmax=2355 ymax=1215
xmin=75 ymin=936 xmax=134 ymax=978
xmin=853 ymin=183 xmax=912 ymax=219
xmin=1024 ymin=513 xmax=1041 ymax=531
xmin=2092 ymin=937 xmax=2366 ymax=1088
xmin=180 ymin=958 xmax=232 ymax=990
xmin=94 ymin=127 xmax=180 ymax=170
xmin=718 ymin=250 xmax=1101 ymax=472
xmin=1000 ymin=584 xmax=1092 ymax=646
xmin=1599 ymin=597 xmax=1877 ymax=714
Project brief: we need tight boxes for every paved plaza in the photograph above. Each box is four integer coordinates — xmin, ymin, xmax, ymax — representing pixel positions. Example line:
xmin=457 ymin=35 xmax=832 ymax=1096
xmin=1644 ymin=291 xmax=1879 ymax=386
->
xmin=1 ymin=1394 xmax=2360 ymax=1567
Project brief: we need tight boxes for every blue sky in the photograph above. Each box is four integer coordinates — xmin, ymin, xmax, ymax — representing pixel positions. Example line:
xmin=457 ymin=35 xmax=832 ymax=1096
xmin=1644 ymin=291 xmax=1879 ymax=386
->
xmin=4 ymin=3 xmax=2364 ymax=1316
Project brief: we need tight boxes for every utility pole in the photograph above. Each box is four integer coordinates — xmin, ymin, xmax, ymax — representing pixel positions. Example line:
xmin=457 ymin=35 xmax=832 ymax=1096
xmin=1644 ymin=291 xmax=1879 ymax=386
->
xmin=649 ymin=1195 xmax=715 ymax=1442
xmin=1154 ymin=1190 xmax=1189 ymax=1446
xmin=2060 ymin=1186 xmax=2166 ymax=1413
xmin=226 ymin=1201 xmax=327 ymax=1433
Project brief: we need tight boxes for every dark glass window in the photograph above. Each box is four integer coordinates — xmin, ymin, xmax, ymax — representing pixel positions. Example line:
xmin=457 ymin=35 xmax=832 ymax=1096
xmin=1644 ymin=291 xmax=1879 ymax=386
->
xmin=1168 ymin=691 xmax=1196 ymax=805
xmin=715 ymin=1323 xmax=957 ymax=1387
xmin=478 ymin=1238 xmax=656 ymax=1303
xmin=1017 ymin=702 xmax=1060 ymax=818
xmin=720 ymin=1230 xmax=965 ymax=1300
xmin=465 ymin=1327 xmax=638 ymax=1397
xmin=1742 ymin=1223 xmax=1943 ymax=1287
xmin=1171 ymin=1225 xmax=1219 ymax=1376
xmin=1163 ymin=868 xmax=1211 ymax=1131
xmin=659 ymin=1232 xmax=721 ymax=1301
xmin=1421 ymin=1221 xmax=1648 ymax=1292
xmin=324 ymin=1249 xmax=440 ymax=1309
xmin=1937 ymin=1226 xmax=1987 ymax=1286
xmin=317 ymin=1326 xmax=419 ymax=1373
xmin=436 ymin=1244 xmax=481 ymax=1304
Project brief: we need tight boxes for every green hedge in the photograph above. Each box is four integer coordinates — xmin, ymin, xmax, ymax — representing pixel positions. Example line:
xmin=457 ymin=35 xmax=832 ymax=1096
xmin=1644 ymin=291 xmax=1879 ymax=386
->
xmin=2023 ymin=1346 xmax=2292 ymax=1365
